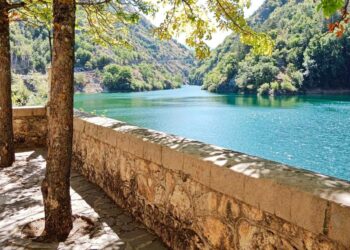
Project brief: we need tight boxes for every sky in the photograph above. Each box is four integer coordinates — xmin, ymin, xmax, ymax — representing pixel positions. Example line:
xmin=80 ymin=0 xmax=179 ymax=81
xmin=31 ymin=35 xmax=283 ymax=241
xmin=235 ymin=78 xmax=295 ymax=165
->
xmin=146 ymin=0 xmax=265 ymax=48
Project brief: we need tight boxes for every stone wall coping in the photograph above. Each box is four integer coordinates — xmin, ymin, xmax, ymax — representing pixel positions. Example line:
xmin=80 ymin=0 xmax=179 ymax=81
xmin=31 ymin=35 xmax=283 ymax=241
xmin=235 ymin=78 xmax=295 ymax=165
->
xmin=74 ymin=110 xmax=350 ymax=246
xmin=13 ymin=106 xmax=47 ymax=117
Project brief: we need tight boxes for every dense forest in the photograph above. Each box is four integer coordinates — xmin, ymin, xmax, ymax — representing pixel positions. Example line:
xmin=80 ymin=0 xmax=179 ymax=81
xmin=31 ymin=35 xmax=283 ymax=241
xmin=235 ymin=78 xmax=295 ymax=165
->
xmin=10 ymin=12 xmax=194 ymax=105
xmin=190 ymin=0 xmax=350 ymax=95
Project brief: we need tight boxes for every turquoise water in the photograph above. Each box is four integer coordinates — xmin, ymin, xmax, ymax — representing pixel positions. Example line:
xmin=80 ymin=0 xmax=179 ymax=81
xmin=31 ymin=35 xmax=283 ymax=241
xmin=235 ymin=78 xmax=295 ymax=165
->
xmin=74 ymin=86 xmax=350 ymax=181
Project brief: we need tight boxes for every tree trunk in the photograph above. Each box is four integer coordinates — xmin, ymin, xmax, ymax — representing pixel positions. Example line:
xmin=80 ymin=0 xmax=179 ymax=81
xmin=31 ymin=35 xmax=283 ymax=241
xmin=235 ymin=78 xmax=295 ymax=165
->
xmin=41 ymin=0 xmax=75 ymax=241
xmin=0 ymin=0 xmax=15 ymax=168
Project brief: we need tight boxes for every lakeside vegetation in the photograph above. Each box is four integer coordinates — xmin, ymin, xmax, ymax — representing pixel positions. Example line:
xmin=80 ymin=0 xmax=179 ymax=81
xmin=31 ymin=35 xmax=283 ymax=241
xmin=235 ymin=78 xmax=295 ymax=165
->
xmin=190 ymin=0 xmax=350 ymax=95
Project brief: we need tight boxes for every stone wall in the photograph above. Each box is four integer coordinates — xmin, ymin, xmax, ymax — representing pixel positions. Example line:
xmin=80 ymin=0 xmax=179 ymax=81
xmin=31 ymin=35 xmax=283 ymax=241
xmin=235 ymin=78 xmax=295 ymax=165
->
xmin=13 ymin=106 xmax=47 ymax=148
xmin=10 ymin=107 xmax=350 ymax=248
xmin=70 ymin=111 xmax=350 ymax=249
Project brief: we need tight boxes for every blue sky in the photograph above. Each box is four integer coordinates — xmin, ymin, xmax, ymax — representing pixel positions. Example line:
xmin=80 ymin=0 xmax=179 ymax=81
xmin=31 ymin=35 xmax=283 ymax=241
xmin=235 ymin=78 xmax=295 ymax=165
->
xmin=147 ymin=0 xmax=265 ymax=48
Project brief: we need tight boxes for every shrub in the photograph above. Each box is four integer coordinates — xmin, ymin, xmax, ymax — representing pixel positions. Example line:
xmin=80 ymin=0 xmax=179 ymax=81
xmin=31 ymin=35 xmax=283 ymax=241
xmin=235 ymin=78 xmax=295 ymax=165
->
xmin=102 ymin=65 xmax=133 ymax=91
xmin=95 ymin=55 xmax=113 ymax=70
xmin=74 ymin=73 xmax=87 ymax=89
xmin=270 ymin=81 xmax=279 ymax=91
xmin=257 ymin=83 xmax=270 ymax=95
xmin=33 ymin=58 xmax=46 ymax=73
xmin=75 ymin=48 xmax=92 ymax=68
xmin=281 ymin=81 xmax=297 ymax=93
xmin=104 ymin=64 xmax=120 ymax=75
xmin=12 ymin=75 xmax=30 ymax=106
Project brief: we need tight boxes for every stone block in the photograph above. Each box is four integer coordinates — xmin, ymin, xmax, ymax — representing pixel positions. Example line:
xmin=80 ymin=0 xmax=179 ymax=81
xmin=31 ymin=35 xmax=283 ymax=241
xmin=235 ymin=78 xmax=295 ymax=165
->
xmin=137 ymin=174 xmax=155 ymax=203
xmin=183 ymin=154 xmax=211 ymax=185
xmin=84 ymin=122 xmax=99 ymax=138
xmin=241 ymin=203 xmax=264 ymax=221
xmin=165 ymin=172 xmax=176 ymax=197
xmin=13 ymin=108 xmax=47 ymax=148
xmin=134 ymin=158 xmax=150 ymax=175
xmin=169 ymin=185 xmax=191 ymax=212
xmin=243 ymin=172 xmax=293 ymax=221
xmin=162 ymin=146 xmax=183 ymax=172
xmin=32 ymin=107 xmax=46 ymax=116
xmin=210 ymin=165 xmax=245 ymax=202
xmin=197 ymin=216 xmax=232 ymax=249
xmin=195 ymin=192 xmax=218 ymax=216
xmin=143 ymin=140 xmax=162 ymax=165
xmin=98 ymin=126 xmax=117 ymax=147
xmin=290 ymin=190 xmax=327 ymax=235
xmin=217 ymin=195 xmax=240 ymax=219
xmin=244 ymin=176 xmax=275 ymax=215
xmin=73 ymin=117 xmax=86 ymax=132
xmin=273 ymin=183 xmax=292 ymax=222
xmin=129 ymin=135 xmax=144 ymax=158
xmin=237 ymin=220 xmax=298 ymax=249
xmin=13 ymin=107 xmax=34 ymax=117
xmin=118 ymin=152 xmax=133 ymax=182
xmin=329 ymin=203 xmax=350 ymax=248
xmin=115 ymin=133 xmax=128 ymax=153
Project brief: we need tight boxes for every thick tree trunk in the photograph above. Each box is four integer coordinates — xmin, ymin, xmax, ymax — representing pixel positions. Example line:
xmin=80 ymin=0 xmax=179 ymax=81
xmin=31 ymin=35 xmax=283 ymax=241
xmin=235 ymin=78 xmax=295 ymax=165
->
xmin=0 ymin=1 xmax=15 ymax=168
xmin=41 ymin=0 xmax=76 ymax=241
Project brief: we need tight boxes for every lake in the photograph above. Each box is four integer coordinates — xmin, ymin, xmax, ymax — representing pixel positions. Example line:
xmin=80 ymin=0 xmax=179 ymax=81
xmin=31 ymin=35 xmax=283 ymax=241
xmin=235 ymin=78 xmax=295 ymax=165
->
xmin=74 ymin=85 xmax=350 ymax=181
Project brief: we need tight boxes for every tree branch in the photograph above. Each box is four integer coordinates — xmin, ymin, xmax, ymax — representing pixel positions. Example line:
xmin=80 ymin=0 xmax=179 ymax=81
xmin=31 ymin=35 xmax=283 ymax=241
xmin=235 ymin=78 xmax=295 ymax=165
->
xmin=214 ymin=0 xmax=250 ymax=35
xmin=6 ymin=2 xmax=25 ymax=10
xmin=77 ymin=0 xmax=111 ymax=6
xmin=345 ymin=0 xmax=349 ymax=11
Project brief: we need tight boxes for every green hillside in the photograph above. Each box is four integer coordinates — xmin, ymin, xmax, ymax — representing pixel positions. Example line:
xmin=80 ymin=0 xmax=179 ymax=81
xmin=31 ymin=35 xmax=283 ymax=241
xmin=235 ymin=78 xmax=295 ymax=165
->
xmin=10 ymin=13 xmax=194 ymax=105
xmin=190 ymin=0 xmax=350 ymax=95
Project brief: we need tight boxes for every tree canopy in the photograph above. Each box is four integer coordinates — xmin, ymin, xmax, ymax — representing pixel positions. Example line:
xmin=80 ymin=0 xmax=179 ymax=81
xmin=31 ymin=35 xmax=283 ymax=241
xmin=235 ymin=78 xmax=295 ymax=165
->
xmin=6 ymin=0 xmax=350 ymax=59
xmin=190 ymin=0 xmax=350 ymax=95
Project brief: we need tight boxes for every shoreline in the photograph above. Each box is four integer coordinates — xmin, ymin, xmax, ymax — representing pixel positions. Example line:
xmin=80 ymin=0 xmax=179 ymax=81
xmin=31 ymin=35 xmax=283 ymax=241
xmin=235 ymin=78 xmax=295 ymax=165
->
xmin=205 ymin=87 xmax=350 ymax=96
xmin=75 ymin=86 xmax=350 ymax=96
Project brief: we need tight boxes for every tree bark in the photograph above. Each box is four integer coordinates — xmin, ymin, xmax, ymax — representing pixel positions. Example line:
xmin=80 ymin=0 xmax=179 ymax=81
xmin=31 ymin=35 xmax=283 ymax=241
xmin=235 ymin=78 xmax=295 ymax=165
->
xmin=42 ymin=0 xmax=76 ymax=241
xmin=0 ymin=0 xmax=15 ymax=168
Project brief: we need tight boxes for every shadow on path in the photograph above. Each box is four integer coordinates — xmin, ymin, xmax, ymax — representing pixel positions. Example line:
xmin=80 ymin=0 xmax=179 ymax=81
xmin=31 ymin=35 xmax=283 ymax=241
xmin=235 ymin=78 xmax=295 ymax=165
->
xmin=0 ymin=148 xmax=167 ymax=250
xmin=70 ymin=171 xmax=167 ymax=250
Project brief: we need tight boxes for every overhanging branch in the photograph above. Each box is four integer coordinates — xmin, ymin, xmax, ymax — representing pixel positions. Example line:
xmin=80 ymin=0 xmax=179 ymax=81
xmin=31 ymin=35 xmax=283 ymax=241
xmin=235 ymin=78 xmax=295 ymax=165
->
xmin=77 ymin=0 xmax=111 ymax=6
xmin=6 ymin=2 xmax=25 ymax=10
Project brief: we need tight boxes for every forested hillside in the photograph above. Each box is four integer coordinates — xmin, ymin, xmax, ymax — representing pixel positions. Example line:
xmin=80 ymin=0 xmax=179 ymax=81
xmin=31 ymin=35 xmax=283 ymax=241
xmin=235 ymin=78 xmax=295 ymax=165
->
xmin=10 ymin=12 xmax=194 ymax=105
xmin=190 ymin=0 xmax=350 ymax=95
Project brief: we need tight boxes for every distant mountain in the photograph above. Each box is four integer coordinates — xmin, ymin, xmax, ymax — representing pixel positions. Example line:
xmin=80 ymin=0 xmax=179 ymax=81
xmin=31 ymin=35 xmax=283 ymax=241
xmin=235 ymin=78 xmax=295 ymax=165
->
xmin=10 ymin=13 xmax=195 ymax=98
xmin=189 ymin=0 xmax=350 ymax=95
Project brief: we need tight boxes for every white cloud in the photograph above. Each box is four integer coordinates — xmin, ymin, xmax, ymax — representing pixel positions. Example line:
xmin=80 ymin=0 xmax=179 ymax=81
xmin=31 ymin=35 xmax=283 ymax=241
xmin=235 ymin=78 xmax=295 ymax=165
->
xmin=146 ymin=0 xmax=265 ymax=48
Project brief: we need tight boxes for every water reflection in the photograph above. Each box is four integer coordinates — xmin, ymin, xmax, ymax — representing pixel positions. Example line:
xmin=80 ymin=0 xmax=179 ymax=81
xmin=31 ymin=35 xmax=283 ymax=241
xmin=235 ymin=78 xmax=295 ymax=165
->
xmin=222 ymin=95 xmax=301 ymax=108
xmin=76 ymin=92 xmax=303 ymax=109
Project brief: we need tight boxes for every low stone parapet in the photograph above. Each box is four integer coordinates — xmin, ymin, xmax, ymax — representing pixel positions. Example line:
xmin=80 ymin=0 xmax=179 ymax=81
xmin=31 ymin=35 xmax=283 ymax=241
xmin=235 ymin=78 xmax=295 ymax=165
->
xmin=72 ymin=110 xmax=350 ymax=249
xmin=13 ymin=106 xmax=47 ymax=148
